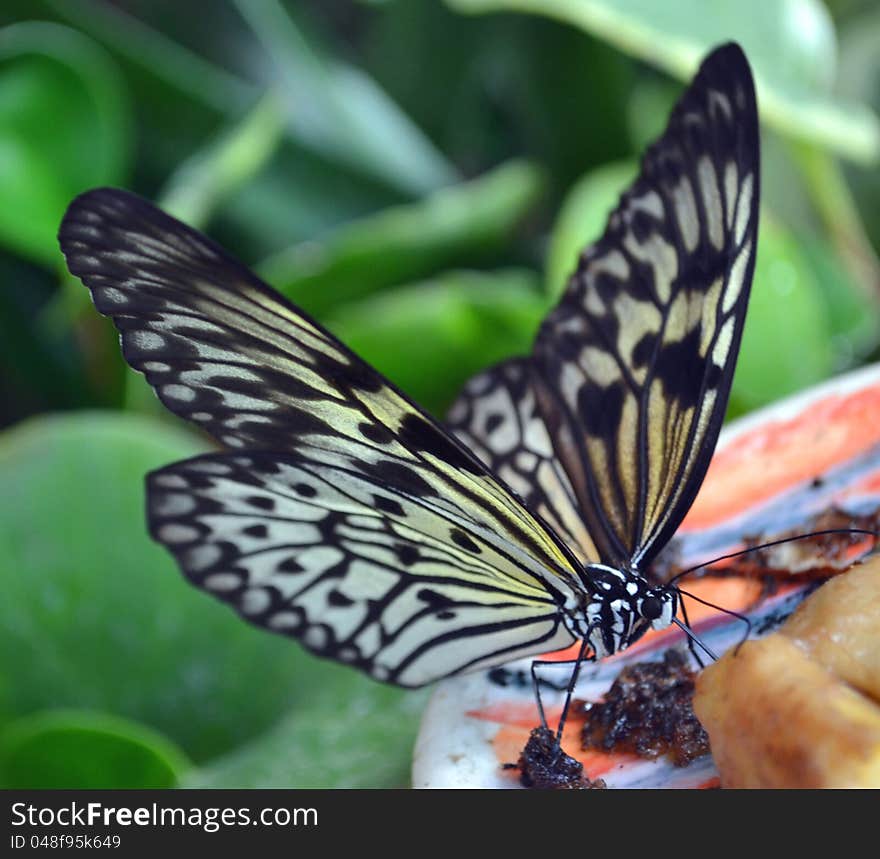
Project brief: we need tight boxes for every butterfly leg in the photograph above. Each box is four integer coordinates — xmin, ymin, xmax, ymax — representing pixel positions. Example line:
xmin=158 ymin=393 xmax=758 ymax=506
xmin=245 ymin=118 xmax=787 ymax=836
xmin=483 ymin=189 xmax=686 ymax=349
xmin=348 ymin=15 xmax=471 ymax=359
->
xmin=529 ymin=654 xmax=587 ymax=734
xmin=529 ymin=658 xmax=553 ymax=732
xmin=528 ymin=631 xmax=595 ymax=745
xmin=554 ymin=635 xmax=594 ymax=745
xmin=524 ymin=653 xmax=584 ymax=775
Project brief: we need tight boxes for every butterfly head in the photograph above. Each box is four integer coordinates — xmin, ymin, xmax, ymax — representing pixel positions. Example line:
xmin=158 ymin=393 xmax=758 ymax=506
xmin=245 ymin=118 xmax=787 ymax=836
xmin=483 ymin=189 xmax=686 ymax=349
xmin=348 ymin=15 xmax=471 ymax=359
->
xmin=573 ymin=564 xmax=678 ymax=659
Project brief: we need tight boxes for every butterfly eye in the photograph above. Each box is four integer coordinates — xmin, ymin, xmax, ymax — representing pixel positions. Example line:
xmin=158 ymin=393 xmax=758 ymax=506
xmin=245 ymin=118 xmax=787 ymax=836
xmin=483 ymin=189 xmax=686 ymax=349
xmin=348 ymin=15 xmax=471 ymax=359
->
xmin=641 ymin=596 xmax=664 ymax=621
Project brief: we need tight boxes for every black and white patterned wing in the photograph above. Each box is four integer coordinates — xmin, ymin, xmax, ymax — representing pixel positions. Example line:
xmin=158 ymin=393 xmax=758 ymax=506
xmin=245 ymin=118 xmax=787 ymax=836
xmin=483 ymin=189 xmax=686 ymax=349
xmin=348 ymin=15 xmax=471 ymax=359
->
xmin=59 ymin=188 xmax=583 ymax=686
xmin=59 ymin=187 xmax=396 ymax=455
xmin=447 ymin=358 xmax=598 ymax=563
xmin=149 ymin=450 xmax=577 ymax=687
xmin=532 ymin=42 xmax=760 ymax=571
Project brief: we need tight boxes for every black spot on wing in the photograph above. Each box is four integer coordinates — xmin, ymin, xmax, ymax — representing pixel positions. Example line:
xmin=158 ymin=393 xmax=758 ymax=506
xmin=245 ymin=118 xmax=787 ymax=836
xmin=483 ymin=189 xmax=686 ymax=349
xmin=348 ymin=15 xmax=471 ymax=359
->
xmin=630 ymin=208 xmax=656 ymax=243
xmin=450 ymin=528 xmax=482 ymax=554
xmin=413 ymin=590 xmax=458 ymax=621
xmin=398 ymin=413 xmax=482 ymax=474
xmin=417 ymin=588 xmax=456 ymax=609
xmin=328 ymin=589 xmax=355 ymax=608
xmin=333 ymin=356 xmax=385 ymax=394
xmin=374 ymin=495 xmax=405 ymax=516
xmin=361 ymin=460 xmax=438 ymax=498
xmin=578 ymin=381 xmax=625 ymax=439
xmin=277 ymin=557 xmax=304 ymax=574
xmin=705 ymin=361 xmax=723 ymax=390
xmin=286 ymin=409 xmax=336 ymax=439
xmin=557 ymin=331 xmax=582 ymax=362
xmin=485 ymin=413 xmax=504 ymax=434
xmin=592 ymin=272 xmax=624 ymax=308
xmin=653 ymin=327 xmax=703 ymax=406
xmin=632 ymin=333 xmax=658 ymax=369
xmin=358 ymin=421 xmax=396 ymax=445
xmin=394 ymin=543 xmax=420 ymax=566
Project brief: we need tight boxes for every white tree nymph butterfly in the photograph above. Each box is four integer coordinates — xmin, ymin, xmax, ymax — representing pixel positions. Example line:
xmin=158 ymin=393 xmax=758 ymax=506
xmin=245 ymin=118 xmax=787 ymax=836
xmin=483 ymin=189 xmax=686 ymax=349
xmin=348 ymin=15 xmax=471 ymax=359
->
xmin=58 ymin=42 xmax=759 ymax=694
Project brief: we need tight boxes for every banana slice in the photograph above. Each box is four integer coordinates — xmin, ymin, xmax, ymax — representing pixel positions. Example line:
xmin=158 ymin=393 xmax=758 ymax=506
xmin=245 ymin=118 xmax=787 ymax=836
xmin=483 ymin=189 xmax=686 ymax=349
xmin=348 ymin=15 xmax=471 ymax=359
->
xmin=694 ymin=560 xmax=880 ymax=788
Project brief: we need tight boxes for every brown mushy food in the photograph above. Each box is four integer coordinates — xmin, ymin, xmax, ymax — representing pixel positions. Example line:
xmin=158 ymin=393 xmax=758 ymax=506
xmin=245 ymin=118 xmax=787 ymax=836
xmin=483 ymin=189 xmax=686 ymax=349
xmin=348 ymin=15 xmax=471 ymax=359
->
xmin=512 ymin=727 xmax=606 ymax=790
xmin=580 ymin=649 xmax=709 ymax=766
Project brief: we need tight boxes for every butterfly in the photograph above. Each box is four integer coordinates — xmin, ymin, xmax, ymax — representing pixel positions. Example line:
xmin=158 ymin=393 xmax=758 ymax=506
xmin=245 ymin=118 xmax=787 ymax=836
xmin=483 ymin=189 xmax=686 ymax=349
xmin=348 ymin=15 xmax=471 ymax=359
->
xmin=58 ymin=42 xmax=759 ymax=691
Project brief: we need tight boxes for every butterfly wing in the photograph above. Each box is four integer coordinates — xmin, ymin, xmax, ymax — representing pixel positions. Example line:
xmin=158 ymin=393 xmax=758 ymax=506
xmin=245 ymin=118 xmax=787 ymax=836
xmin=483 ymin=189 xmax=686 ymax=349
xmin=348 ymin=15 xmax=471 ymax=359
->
xmin=446 ymin=358 xmax=598 ymax=563
xmin=149 ymin=450 xmax=577 ymax=687
xmin=59 ymin=188 xmax=582 ymax=686
xmin=530 ymin=42 xmax=760 ymax=571
xmin=59 ymin=187 xmax=404 ymax=455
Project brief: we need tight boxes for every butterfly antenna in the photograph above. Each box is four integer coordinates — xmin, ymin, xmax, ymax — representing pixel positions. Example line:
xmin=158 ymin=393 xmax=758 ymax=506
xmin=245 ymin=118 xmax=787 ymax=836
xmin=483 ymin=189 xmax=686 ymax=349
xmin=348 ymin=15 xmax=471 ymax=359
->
xmin=667 ymin=528 xmax=879 ymax=586
xmin=554 ymin=634 xmax=593 ymax=745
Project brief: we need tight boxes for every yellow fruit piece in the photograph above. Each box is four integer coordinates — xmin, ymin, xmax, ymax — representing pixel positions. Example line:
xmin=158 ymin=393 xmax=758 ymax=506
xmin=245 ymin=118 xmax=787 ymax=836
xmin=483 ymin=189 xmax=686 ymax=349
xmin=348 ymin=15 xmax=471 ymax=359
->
xmin=695 ymin=634 xmax=880 ymax=788
xmin=694 ymin=557 xmax=880 ymax=787
xmin=782 ymin=559 xmax=880 ymax=701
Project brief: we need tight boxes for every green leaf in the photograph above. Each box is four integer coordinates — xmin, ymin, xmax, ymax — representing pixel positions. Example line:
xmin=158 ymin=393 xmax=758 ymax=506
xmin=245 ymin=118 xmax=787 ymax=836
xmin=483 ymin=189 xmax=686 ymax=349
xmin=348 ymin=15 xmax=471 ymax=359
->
xmin=799 ymin=238 xmax=880 ymax=369
xmin=445 ymin=0 xmax=880 ymax=164
xmin=45 ymin=0 xmax=454 ymax=195
xmin=729 ymin=217 xmax=834 ymax=415
xmin=185 ymin=686 xmax=428 ymax=789
xmin=837 ymin=6 xmax=880 ymax=258
xmin=545 ymin=161 xmax=636 ymax=300
xmin=324 ymin=268 xmax=546 ymax=416
xmin=0 ymin=710 xmax=189 ymax=789
xmin=45 ymin=0 xmax=255 ymax=115
xmin=232 ymin=0 xmax=457 ymax=195
xmin=214 ymin=150 xmax=403 ymax=261
xmin=786 ymin=141 xmax=880 ymax=319
xmin=0 ymin=412 xmax=389 ymax=764
xmin=158 ymin=93 xmax=286 ymax=229
xmin=0 ymin=255 xmax=102 ymax=418
xmin=0 ymin=21 xmax=130 ymax=264
xmin=258 ymin=160 xmax=546 ymax=317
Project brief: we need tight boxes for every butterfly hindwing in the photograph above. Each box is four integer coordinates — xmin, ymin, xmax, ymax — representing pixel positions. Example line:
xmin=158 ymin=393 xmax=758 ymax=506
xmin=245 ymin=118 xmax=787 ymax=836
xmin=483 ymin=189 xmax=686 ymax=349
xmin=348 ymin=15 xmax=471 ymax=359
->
xmin=148 ymin=450 xmax=577 ymax=687
xmin=446 ymin=358 xmax=598 ymax=563
xmin=529 ymin=43 xmax=760 ymax=571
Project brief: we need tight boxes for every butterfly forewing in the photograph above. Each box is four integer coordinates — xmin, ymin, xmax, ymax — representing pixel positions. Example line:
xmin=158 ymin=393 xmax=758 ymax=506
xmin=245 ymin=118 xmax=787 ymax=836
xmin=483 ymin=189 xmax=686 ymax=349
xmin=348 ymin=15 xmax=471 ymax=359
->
xmin=59 ymin=189 xmax=583 ymax=685
xmin=59 ymin=189 xmax=403 ymax=454
xmin=530 ymin=43 xmax=760 ymax=571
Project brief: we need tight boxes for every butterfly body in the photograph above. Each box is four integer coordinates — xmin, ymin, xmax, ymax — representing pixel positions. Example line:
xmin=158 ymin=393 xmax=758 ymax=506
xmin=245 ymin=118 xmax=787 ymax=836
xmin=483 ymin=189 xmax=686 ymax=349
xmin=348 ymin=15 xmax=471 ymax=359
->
xmin=59 ymin=42 xmax=759 ymax=691
xmin=567 ymin=564 xmax=677 ymax=659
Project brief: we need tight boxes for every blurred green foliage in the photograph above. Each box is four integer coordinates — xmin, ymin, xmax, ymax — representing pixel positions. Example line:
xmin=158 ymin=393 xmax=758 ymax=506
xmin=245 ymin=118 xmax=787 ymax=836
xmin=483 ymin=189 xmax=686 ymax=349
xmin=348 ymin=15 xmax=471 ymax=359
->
xmin=0 ymin=0 xmax=878 ymax=789
xmin=0 ymin=710 xmax=190 ymax=789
